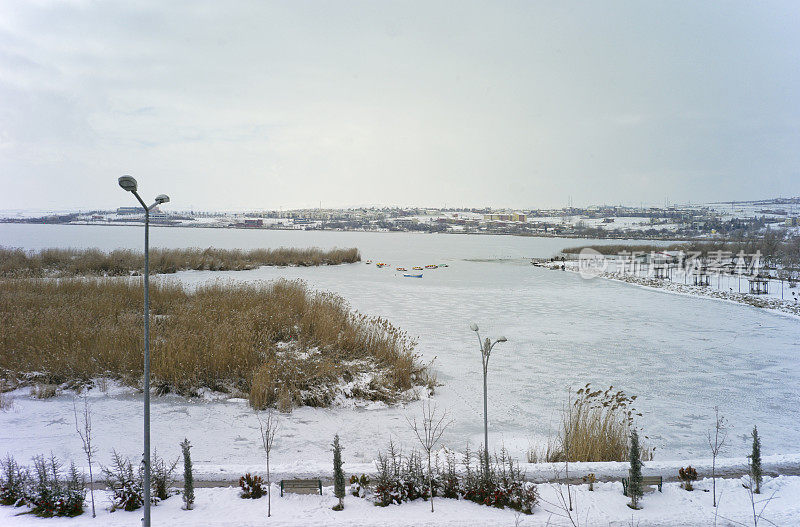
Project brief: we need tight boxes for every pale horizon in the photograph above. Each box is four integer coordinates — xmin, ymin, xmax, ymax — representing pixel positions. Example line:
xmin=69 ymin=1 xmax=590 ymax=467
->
xmin=2 ymin=1 xmax=799 ymax=211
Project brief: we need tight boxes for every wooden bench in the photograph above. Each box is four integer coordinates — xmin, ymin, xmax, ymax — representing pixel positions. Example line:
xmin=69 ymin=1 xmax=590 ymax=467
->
xmin=622 ymin=475 xmax=662 ymax=496
xmin=280 ymin=479 xmax=322 ymax=497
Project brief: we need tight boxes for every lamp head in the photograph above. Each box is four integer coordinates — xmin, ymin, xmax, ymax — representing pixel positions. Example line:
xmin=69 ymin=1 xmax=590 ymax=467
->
xmin=154 ymin=194 xmax=170 ymax=205
xmin=118 ymin=175 xmax=137 ymax=192
xmin=496 ymin=336 xmax=508 ymax=343
xmin=469 ymin=323 xmax=479 ymax=332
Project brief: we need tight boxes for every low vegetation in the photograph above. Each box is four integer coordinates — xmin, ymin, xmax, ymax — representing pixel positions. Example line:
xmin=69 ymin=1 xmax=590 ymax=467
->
xmin=0 ymin=246 xmax=361 ymax=278
xmin=0 ymin=278 xmax=425 ymax=409
xmin=530 ymin=384 xmax=653 ymax=463
xmin=561 ymin=232 xmax=800 ymax=269
xmin=373 ymin=441 xmax=537 ymax=514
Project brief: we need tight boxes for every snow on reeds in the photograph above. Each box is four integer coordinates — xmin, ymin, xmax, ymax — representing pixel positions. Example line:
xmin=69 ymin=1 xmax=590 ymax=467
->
xmin=530 ymin=384 xmax=654 ymax=463
xmin=0 ymin=278 xmax=422 ymax=410
xmin=0 ymin=246 xmax=360 ymax=277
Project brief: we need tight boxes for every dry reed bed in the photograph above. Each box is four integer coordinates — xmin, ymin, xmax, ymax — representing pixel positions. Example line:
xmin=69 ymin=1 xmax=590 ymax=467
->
xmin=0 ymin=278 xmax=424 ymax=410
xmin=0 ymin=246 xmax=361 ymax=277
xmin=529 ymin=384 xmax=653 ymax=463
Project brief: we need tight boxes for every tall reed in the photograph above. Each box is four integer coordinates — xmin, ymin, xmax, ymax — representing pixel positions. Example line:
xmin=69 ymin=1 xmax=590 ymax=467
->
xmin=0 ymin=246 xmax=360 ymax=277
xmin=0 ymin=278 xmax=421 ymax=409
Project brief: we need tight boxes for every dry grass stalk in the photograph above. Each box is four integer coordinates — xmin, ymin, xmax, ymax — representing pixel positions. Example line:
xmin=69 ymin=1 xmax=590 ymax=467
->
xmin=0 ymin=246 xmax=360 ymax=277
xmin=537 ymin=384 xmax=653 ymax=463
xmin=0 ymin=278 xmax=423 ymax=409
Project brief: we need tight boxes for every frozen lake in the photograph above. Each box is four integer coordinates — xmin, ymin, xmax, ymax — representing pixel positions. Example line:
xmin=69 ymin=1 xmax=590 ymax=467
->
xmin=2 ymin=223 xmax=799 ymax=471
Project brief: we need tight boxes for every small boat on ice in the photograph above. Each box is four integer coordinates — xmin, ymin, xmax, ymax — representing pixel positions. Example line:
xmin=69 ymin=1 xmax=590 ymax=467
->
xmin=403 ymin=273 xmax=423 ymax=278
xmin=396 ymin=267 xmax=407 ymax=272
xmin=425 ymin=264 xmax=438 ymax=269
xmin=412 ymin=266 xmax=423 ymax=271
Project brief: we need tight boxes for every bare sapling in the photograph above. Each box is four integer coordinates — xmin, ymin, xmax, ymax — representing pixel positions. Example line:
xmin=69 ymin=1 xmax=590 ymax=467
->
xmin=73 ymin=395 xmax=97 ymax=517
xmin=406 ymin=401 xmax=452 ymax=512
xmin=706 ymin=406 xmax=728 ymax=507
xmin=257 ymin=409 xmax=279 ymax=517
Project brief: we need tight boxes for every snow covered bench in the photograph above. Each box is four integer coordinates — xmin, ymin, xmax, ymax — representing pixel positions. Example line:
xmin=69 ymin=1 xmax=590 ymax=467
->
xmin=622 ymin=475 xmax=662 ymax=496
xmin=280 ymin=478 xmax=323 ymax=497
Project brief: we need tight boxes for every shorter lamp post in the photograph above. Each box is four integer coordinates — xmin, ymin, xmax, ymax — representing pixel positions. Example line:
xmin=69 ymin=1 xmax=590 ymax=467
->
xmin=117 ymin=175 xmax=169 ymax=527
xmin=469 ymin=323 xmax=506 ymax=476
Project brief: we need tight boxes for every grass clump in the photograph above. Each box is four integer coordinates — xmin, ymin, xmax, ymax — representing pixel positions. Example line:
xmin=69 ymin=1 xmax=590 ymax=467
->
xmin=0 ymin=278 xmax=424 ymax=409
xmin=531 ymin=384 xmax=653 ymax=463
xmin=0 ymin=246 xmax=360 ymax=277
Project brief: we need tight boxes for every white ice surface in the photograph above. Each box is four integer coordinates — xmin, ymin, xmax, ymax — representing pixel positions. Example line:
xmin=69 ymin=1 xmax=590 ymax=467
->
xmin=1 ymin=225 xmax=798 ymax=481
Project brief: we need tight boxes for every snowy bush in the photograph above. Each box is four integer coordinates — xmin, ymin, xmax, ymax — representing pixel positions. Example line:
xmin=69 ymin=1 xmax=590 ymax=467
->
xmin=102 ymin=451 xmax=144 ymax=512
xmin=151 ymin=449 xmax=179 ymax=501
xmin=372 ymin=442 xmax=537 ymax=515
xmin=349 ymin=474 xmax=370 ymax=498
xmin=180 ymin=438 xmax=194 ymax=510
xmin=0 ymin=454 xmax=29 ymax=507
xmin=239 ymin=473 xmax=266 ymax=499
xmin=678 ymin=466 xmax=698 ymax=491
xmin=28 ymin=454 xmax=86 ymax=517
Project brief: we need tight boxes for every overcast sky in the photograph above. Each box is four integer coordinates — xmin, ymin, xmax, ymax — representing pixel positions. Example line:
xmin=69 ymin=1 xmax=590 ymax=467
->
xmin=1 ymin=1 xmax=799 ymax=211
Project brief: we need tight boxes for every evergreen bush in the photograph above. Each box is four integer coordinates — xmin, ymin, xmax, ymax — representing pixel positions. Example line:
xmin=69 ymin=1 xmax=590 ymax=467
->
xmin=0 ymin=454 xmax=29 ymax=507
xmin=28 ymin=454 xmax=85 ymax=517
xmin=102 ymin=450 xmax=144 ymax=512
xmin=180 ymin=438 xmax=194 ymax=510
xmin=372 ymin=442 xmax=537 ymax=514
xmin=239 ymin=473 xmax=266 ymax=499
xmin=749 ymin=426 xmax=762 ymax=494
xmin=678 ymin=466 xmax=698 ymax=491
xmin=150 ymin=449 xmax=179 ymax=501
xmin=332 ymin=434 xmax=345 ymax=511
xmin=349 ymin=474 xmax=370 ymax=498
xmin=627 ymin=429 xmax=643 ymax=509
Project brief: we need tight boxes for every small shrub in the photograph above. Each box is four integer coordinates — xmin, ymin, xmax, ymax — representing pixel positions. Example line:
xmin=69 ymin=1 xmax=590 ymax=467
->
xmin=749 ymin=426 xmax=762 ymax=494
xmin=180 ymin=439 xmax=194 ymax=510
xmin=31 ymin=384 xmax=58 ymax=399
xmin=102 ymin=451 xmax=143 ymax=512
xmin=372 ymin=442 xmax=537 ymax=514
xmin=349 ymin=474 xmax=370 ymax=498
xmin=28 ymin=454 xmax=85 ymax=517
xmin=582 ymin=473 xmax=596 ymax=491
xmin=151 ymin=450 xmax=179 ymax=501
xmin=332 ymin=434 xmax=345 ymax=510
xmin=0 ymin=392 xmax=10 ymax=412
xmin=239 ymin=473 xmax=266 ymax=499
xmin=0 ymin=454 xmax=29 ymax=506
xmin=628 ymin=429 xmax=643 ymax=510
xmin=678 ymin=466 xmax=697 ymax=491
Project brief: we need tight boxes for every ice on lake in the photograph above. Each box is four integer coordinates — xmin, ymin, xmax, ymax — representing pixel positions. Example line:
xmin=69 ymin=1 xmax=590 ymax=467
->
xmin=1 ymin=224 xmax=798 ymax=471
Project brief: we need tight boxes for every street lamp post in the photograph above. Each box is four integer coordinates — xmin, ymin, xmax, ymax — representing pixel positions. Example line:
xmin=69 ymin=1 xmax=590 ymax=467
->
xmin=469 ymin=323 xmax=506 ymax=476
xmin=118 ymin=176 xmax=169 ymax=527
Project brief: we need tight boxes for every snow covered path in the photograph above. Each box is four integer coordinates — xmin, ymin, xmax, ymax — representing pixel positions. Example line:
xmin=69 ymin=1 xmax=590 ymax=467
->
xmin=2 ymin=477 xmax=799 ymax=526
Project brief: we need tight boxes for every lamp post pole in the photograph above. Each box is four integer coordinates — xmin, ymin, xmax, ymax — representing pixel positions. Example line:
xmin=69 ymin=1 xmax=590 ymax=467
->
xmin=118 ymin=176 xmax=169 ymax=527
xmin=469 ymin=323 xmax=506 ymax=476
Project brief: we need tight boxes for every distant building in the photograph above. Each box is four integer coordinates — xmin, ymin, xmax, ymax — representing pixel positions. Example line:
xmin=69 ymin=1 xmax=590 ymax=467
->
xmin=484 ymin=212 xmax=526 ymax=222
xmin=243 ymin=219 xmax=263 ymax=228
xmin=786 ymin=217 xmax=798 ymax=227
xmin=117 ymin=206 xmax=144 ymax=215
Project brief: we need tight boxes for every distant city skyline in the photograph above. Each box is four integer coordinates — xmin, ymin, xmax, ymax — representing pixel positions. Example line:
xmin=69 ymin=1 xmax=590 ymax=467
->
xmin=1 ymin=1 xmax=799 ymax=211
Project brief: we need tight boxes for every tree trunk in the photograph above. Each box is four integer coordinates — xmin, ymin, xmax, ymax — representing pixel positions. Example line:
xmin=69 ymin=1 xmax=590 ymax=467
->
xmin=428 ymin=452 xmax=434 ymax=513
xmin=267 ymin=452 xmax=271 ymax=517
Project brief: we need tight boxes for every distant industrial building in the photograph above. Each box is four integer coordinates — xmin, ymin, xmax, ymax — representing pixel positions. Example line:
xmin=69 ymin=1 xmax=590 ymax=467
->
xmin=117 ymin=206 xmax=145 ymax=215
xmin=483 ymin=213 xmax=527 ymax=222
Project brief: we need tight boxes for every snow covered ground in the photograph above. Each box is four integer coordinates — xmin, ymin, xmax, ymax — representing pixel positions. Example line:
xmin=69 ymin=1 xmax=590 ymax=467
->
xmin=1 ymin=224 xmax=799 ymax=521
xmin=2 ymin=476 xmax=799 ymax=526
